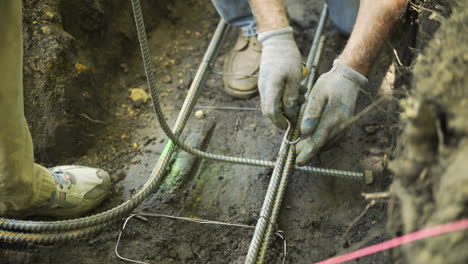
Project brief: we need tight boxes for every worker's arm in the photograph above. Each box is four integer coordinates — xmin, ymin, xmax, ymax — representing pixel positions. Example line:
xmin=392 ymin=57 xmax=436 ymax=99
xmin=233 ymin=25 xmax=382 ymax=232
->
xmin=296 ymin=0 xmax=408 ymax=165
xmin=249 ymin=0 xmax=289 ymax=32
xmin=249 ymin=0 xmax=303 ymax=129
xmin=339 ymin=0 xmax=408 ymax=76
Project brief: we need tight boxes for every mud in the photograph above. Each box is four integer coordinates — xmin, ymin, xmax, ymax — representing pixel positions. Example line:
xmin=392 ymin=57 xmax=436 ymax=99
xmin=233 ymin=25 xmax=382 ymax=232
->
xmin=0 ymin=0 xmax=452 ymax=264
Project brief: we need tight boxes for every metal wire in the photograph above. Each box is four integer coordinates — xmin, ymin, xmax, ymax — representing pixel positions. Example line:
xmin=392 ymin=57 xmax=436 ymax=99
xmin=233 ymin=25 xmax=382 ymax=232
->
xmin=114 ymin=213 xmax=288 ymax=264
xmin=195 ymin=105 xmax=260 ymax=111
xmin=211 ymin=71 xmax=259 ymax=77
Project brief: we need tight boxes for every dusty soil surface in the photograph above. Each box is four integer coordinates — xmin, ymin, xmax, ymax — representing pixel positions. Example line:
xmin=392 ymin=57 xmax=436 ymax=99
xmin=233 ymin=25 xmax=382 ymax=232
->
xmin=0 ymin=0 xmax=438 ymax=264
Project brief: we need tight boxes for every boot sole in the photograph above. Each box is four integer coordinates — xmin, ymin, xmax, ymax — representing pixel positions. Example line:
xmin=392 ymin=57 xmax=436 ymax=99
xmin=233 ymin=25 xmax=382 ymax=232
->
xmin=223 ymin=82 xmax=258 ymax=99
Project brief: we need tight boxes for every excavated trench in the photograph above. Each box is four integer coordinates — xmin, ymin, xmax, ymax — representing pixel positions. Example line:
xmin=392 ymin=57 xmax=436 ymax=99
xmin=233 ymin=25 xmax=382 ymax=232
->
xmin=1 ymin=0 xmax=466 ymax=263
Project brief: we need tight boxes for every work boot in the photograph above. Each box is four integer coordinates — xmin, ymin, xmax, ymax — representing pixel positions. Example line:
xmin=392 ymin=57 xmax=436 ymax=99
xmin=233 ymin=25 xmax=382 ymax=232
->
xmin=223 ymin=33 xmax=262 ymax=99
xmin=24 ymin=165 xmax=111 ymax=218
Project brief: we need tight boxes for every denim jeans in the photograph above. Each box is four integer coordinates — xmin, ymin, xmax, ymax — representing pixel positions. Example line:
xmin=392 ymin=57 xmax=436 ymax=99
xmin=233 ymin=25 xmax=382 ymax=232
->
xmin=211 ymin=0 xmax=359 ymax=36
xmin=327 ymin=0 xmax=359 ymax=35
xmin=211 ymin=0 xmax=257 ymax=36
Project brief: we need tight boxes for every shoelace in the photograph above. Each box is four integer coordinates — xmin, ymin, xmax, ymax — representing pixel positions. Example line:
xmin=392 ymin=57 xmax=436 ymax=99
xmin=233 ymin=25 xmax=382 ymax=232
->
xmin=50 ymin=170 xmax=73 ymax=189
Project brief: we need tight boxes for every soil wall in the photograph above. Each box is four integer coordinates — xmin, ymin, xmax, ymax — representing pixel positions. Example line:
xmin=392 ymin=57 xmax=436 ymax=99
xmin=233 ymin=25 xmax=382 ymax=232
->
xmin=388 ymin=0 xmax=468 ymax=263
xmin=22 ymin=0 xmax=168 ymax=163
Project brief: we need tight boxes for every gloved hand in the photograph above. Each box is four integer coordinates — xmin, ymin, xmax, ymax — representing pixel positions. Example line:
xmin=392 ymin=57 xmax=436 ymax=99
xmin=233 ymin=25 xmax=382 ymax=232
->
xmin=258 ymin=27 xmax=302 ymax=130
xmin=296 ymin=59 xmax=368 ymax=165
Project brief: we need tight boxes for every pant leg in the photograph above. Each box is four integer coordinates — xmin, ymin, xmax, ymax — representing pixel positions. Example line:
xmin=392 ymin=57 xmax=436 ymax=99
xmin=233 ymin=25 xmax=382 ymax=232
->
xmin=211 ymin=0 xmax=257 ymax=36
xmin=0 ymin=0 xmax=55 ymax=216
xmin=327 ymin=0 xmax=360 ymax=35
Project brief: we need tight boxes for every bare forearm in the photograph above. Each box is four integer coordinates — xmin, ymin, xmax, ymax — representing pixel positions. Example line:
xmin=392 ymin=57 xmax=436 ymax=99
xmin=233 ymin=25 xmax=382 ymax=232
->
xmin=339 ymin=0 xmax=407 ymax=76
xmin=249 ymin=0 xmax=289 ymax=32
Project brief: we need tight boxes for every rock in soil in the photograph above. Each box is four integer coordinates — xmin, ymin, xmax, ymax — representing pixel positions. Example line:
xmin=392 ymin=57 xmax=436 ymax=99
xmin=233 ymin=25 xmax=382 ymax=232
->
xmin=129 ymin=87 xmax=150 ymax=107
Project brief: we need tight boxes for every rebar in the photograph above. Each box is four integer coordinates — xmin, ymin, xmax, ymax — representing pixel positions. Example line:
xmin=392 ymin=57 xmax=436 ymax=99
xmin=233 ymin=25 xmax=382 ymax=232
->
xmin=258 ymin=34 xmax=328 ymax=264
xmin=246 ymin=5 xmax=328 ymax=263
xmin=0 ymin=220 xmax=111 ymax=244
xmin=304 ymin=4 xmax=329 ymax=84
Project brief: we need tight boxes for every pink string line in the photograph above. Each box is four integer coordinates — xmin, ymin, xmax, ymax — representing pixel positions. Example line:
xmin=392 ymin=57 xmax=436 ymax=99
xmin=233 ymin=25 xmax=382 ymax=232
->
xmin=314 ymin=219 xmax=468 ymax=264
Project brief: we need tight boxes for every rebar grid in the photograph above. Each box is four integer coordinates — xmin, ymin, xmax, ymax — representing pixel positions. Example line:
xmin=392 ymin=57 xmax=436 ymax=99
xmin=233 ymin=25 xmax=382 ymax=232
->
xmin=0 ymin=0 xmax=359 ymax=245
xmin=245 ymin=5 xmax=329 ymax=263
xmin=257 ymin=30 xmax=328 ymax=264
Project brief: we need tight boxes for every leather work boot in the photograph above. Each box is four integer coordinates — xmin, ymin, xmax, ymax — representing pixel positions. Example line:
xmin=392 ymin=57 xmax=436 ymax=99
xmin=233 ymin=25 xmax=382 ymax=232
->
xmin=24 ymin=165 xmax=111 ymax=218
xmin=223 ymin=33 xmax=262 ymax=99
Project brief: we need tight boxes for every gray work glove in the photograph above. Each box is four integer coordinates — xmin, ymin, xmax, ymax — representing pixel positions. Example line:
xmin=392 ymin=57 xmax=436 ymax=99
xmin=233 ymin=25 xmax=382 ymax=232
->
xmin=258 ymin=27 xmax=302 ymax=130
xmin=296 ymin=59 xmax=368 ymax=165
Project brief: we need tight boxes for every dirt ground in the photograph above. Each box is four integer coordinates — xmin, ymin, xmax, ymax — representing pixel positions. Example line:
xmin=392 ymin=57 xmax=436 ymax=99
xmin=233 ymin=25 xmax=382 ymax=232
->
xmin=2 ymin=0 xmax=465 ymax=264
